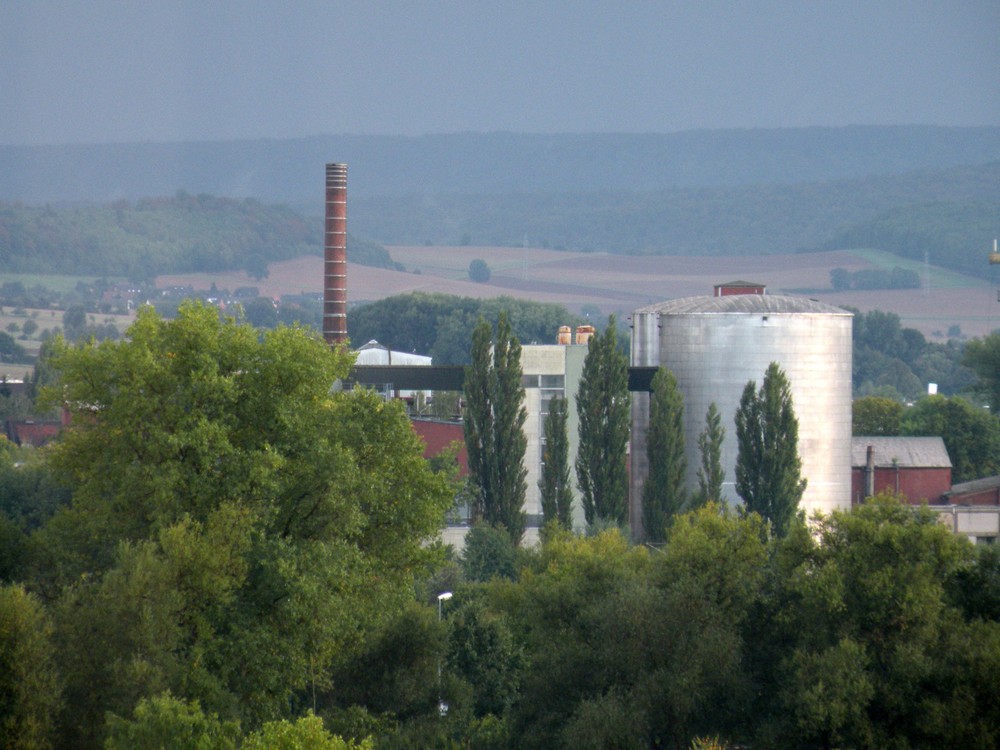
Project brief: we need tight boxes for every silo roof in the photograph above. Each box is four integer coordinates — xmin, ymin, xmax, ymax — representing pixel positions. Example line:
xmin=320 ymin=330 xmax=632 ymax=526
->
xmin=634 ymin=294 xmax=852 ymax=316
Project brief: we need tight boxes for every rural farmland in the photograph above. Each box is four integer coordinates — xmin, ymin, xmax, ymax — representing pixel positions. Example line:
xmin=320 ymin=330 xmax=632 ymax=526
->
xmin=157 ymin=245 xmax=1000 ymax=341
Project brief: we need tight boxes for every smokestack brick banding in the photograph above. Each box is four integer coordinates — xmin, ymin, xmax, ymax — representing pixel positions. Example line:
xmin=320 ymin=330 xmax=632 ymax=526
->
xmin=324 ymin=163 xmax=348 ymax=346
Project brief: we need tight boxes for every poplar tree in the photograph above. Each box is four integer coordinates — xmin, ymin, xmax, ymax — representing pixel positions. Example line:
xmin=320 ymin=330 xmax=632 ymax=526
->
xmin=696 ymin=402 xmax=726 ymax=505
xmin=539 ymin=396 xmax=573 ymax=529
xmin=575 ymin=316 xmax=630 ymax=526
xmin=735 ymin=362 xmax=806 ymax=536
xmin=641 ymin=367 xmax=687 ymax=542
xmin=463 ymin=313 xmax=528 ymax=543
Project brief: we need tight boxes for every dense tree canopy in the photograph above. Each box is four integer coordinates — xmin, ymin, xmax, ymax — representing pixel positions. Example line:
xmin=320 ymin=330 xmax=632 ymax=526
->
xmin=852 ymin=395 xmax=905 ymax=436
xmin=963 ymin=332 xmax=1000 ymax=414
xmin=901 ymin=395 xmax=1000 ymax=483
xmin=348 ymin=293 xmax=581 ymax=365
xmin=0 ymin=194 xmax=396 ymax=279
xmin=23 ymin=301 xmax=451 ymax=748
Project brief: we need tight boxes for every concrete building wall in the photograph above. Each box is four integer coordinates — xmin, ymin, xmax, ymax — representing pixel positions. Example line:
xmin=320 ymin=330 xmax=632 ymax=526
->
xmin=631 ymin=296 xmax=853 ymax=537
xmin=522 ymin=343 xmax=589 ymax=532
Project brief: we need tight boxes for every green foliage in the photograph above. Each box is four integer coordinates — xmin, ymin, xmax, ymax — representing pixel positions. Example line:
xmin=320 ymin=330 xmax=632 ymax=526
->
xmin=468 ymin=259 xmax=491 ymax=283
xmin=642 ymin=367 xmax=687 ymax=542
xmin=500 ymin=508 xmax=767 ymax=749
xmin=852 ymin=395 xmax=904 ymax=435
xmin=753 ymin=495 xmax=1000 ymax=749
xmin=0 ymin=195 xmax=319 ymax=278
xmin=104 ymin=692 xmax=240 ymax=750
xmin=325 ymin=601 xmax=444 ymax=722
xmin=538 ymin=396 xmax=573 ymax=529
xmin=244 ymin=254 xmax=269 ymax=281
xmin=824 ymin=199 xmax=1000 ymax=278
xmin=0 ymin=331 xmax=27 ymax=362
xmin=735 ymin=363 xmax=806 ymax=537
xmin=461 ymin=524 xmax=520 ymax=583
xmin=901 ymin=395 xmax=1000 ymax=482
xmin=575 ymin=316 xmax=630 ymax=526
xmin=850 ymin=307 xmax=972 ymax=400
xmin=963 ymin=332 xmax=1000 ymax=413
xmin=463 ymin=314 xmax=527 ymax=543
xmin=241 ymin=712 xmax=369 ymax=750
xmin=0 ymin=583 xmax=61 ymax=750
xmin=696 ymin=402 xmax=725 ymax=505
xmin=28 ymin=302 xmax=450 ymax=746
xmin=446 ymin=594 xmax=522 ymax=719
xmin=349 ymin=293 xmax=581 ymax=366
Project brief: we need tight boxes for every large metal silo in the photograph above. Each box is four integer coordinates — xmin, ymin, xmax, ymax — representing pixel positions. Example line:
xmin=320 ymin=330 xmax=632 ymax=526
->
xmin=630 ymin=294 xmax=853 ymax=538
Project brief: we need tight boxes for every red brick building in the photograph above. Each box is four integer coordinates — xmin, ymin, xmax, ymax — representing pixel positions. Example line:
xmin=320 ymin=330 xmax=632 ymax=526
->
xmin=851 ymin=437 xmax=952 ymax=506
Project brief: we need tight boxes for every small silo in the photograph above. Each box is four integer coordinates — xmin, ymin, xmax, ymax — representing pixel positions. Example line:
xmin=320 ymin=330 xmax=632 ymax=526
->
xmin=630 ymin=289 xmax=853 ymax=537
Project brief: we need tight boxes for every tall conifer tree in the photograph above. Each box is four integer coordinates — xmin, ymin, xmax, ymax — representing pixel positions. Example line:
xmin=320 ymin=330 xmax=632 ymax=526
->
xmin=463 ymin=313 xmax=528 ymax=543
xmin=642 ymin=367 xmax=687 ymax=542
xmin=575 ymin=316 xmax=630 ymax=526
xmin=539 ymin=396 xmax=573 ymax=529
xmin=696 ymin=402 xmax=726 ymax=505
xmin=735 ymin=362 xmax=806 ymax=536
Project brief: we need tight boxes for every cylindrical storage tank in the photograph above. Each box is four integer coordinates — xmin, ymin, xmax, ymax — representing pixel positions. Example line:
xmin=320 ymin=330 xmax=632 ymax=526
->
xmin=630 ymin=294 xmax=853 ymax=538
xmin=558 ymin=325 xmax=572 ymax=345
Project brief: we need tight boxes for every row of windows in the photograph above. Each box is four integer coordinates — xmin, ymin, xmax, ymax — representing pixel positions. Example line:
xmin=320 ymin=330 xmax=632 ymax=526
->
xmin=522 ymin=374 xmax=565 ymax=389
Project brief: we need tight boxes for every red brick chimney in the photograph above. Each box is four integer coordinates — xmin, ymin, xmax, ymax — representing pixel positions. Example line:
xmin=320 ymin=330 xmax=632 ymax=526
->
xmin=323 ymin=163 xmax=348 ymax=347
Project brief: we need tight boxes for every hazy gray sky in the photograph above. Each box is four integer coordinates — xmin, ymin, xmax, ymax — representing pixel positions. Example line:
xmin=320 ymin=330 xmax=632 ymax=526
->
xmin=2 ymin=1 xmax=998 ymax=146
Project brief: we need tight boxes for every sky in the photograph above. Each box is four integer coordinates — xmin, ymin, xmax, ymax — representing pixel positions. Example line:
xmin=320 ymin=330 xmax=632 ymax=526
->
xmin=2 ymin=1 xmax=999 ymax=146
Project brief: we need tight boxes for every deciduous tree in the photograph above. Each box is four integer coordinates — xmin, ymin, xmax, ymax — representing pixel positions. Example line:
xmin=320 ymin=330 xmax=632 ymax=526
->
xmin=852 ymin=395 xmax=903 ymax=435
xmin=962 ymin=332 xmax=1000 ymax=413
xmin=34 ymin=301 xmax=451 ymax=746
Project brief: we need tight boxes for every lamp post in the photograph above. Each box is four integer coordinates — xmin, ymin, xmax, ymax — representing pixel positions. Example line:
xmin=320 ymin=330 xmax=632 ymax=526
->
xmin=437 ymin=591 xmax=453 ymax=717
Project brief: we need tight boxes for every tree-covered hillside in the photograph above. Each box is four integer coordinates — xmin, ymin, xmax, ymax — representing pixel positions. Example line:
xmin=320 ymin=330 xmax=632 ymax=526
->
xmin=350 ymin=162 xmax=1000 ymax=269
xmin=2 ymin=126 xmax=998 ymax=205
xmin=0 ymin=193 xmax=394 ymax=278
xmin=822 ymin=200 xmax=1000 ymax=278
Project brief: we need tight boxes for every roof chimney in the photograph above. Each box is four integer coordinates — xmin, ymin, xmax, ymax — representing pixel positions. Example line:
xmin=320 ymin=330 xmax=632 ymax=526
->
xmin=323 ymin=163 xmax=348 ymax=347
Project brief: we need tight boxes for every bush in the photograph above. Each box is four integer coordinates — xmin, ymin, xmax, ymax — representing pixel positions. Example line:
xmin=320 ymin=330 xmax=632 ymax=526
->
xmin=468 ymin=259 xmax=491 ymax=283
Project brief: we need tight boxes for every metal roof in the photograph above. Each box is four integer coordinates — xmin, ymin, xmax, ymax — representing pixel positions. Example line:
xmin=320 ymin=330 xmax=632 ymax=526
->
xmin=353 ymin=340 xmax=432 ymax=366
xmin=851 ymin=437 xmax=952 ymax=469
xmin=634 ymin=294 xmax=852 ymax=316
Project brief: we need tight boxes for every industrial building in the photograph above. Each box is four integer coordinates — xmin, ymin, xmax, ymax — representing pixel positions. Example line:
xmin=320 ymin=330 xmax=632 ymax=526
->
xmin=630 ymin=284 xmax=854 ymax=538
xmin=520 ymin=326 xmax=594 ymax=535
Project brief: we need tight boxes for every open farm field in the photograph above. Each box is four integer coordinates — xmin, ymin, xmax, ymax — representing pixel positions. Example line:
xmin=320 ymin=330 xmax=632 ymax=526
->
xmin=155 ymin=246 xmax=1000 ymax=341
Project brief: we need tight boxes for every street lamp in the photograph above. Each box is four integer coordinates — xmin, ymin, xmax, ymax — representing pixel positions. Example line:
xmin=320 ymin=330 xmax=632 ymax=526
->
xmin=437 ymin=592 xmax=453 ymax=716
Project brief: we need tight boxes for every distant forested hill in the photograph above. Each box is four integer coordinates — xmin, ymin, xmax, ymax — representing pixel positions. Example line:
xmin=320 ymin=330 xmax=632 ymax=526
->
xmin=2 ymin=127 xmax=998 ymax=279
xmin=0 ymin=193 xmax=393 ymax=278
xmin=2 ymin=126 xmax=998 ymax=206
xmin=351 ymin=161 xmax=1000 ymax=265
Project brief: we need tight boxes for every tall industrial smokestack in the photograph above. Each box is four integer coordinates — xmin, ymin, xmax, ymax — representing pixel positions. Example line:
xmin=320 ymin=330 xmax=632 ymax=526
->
xmin=323 ymin=163 xmax=348 ymax=347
